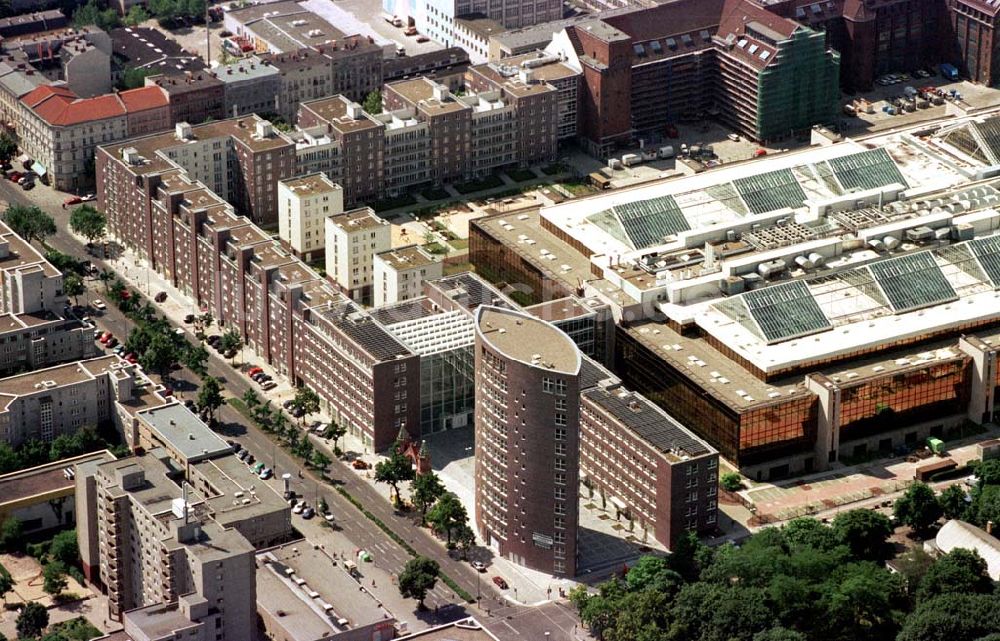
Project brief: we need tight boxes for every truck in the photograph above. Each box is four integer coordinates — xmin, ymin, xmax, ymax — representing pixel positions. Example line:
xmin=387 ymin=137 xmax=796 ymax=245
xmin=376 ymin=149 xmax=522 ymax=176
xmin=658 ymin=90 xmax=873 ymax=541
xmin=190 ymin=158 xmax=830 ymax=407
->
xmin=927 ymin=437 xmax=946 ymax=456
xmin=915 ymin=458 xmax=956 ymax=481
xmin=940 ymin=63 xmax=959 ymax=81
xmin=622 ymin=153 xmax=641 ymax=167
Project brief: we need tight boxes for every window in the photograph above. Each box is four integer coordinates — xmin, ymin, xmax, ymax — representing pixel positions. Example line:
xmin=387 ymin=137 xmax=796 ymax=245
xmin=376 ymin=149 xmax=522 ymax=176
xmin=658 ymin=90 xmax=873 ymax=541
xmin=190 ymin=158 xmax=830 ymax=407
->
xmin=542 ymin=377 xmax=567 ymax=395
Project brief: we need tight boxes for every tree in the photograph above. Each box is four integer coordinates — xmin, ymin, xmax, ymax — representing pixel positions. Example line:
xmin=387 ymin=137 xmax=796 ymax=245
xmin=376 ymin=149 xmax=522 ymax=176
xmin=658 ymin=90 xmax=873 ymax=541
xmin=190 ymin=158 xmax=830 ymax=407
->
xmin=198 ymin=312 xmax=214 ymax=331
xmin=398 ymin=556 xmax=439 ymax=608
xmin=0 ymin=132 xmax=16 ymax=165
xmin=68 ymin=205 xmax=106 ymax=243
xmin=721 ymin=472 xmax=743 ymax=492
xmin=897 ymin=593 xmax=1000 ymax=641
xmin=0 ymin=570 xmax=11 ymax=602
xmin=43 ymin=561 xmax=68 ymax=595
xmin=411 ymin=471 xmax=445 ymax=523
xmin=782 ymin=517 xmax=841 ymax=551
xmin=73 ymin=0 xmax=121 ymax=30
xmin=667 ymin=530 xmax=713 ymax=582
xmin=242 ymin=389 xmax=261 ymax=410
xmin=373 ymin=442 xmax=415 ymax=505
xmin=0 ymin=517 xmax=23 ymax=552
xmin=63 ymin=273 xmax=84 ymax=305
xmin=124 ymin=4 xmax=150 ymax=26
xmin=49 ymin=530 xmax=79 ymax=567
xmin=832 ymin=508 xmax=894 ymax=561
xmin=98 ymin=268 xmax=114 ymax=292
xmin=309 ymin=450 xmax=330 ymax=471
xmin=220 ymin=328 xmax=242 ymax=363
xmin=754 ymin=628 xmax=808 ymax=641
xmin=318 ymin=497 xmax=328 ymax=514
xmin=327 ymin=421 xmax=347 ymax=452
xmin=291 ymin=387 xmax=320 ymax=424
xmin=938 ymin=484 xmax=969 ymax=521
xmin=16 ymin=601 xmax=48 ymax=638
xmin=182 ymin=343 xmax=209 ymax=378
xmin=426 ymin=491 xmax=467 ymax=546
xmin=140 ymin=332 xmax=178 ymax=378
xmin=975 ymin=459 xmax=1000 ymax=487
xmin=197 ymin=376 xmax=224 ymax=423
xmin=917 ymin=548 xmax=994 ymax=603
xmin=895 ymin=545 xmax=936 ymax=597
xmin=625 ymin=555 xmax=683 ymax=596
xmin=2 ymin=204 xmax=55 ymax=244
xmin=363 ymin=90 xmax=383 ymax=115
xmin=895 ymin=482 xmax=944 ymax=534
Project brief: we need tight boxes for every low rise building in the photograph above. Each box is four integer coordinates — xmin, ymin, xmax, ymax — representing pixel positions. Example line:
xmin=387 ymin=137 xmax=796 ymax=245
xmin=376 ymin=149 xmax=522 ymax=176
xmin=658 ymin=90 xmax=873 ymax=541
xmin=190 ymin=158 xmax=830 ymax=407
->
xmin=278 ymin=173 xmax=343 ymax=261
xmin=374 ymin=244 xmax=443 ymax=306
xmin=0 ymin=450 xmax=114 ymax=537
xmin=256 ymin=543 xmax=397 ymax=641
xmin=324 ymin=207 xmax=391 ymax=303
xmin=0 ymin=10 xmax=67 ymax=39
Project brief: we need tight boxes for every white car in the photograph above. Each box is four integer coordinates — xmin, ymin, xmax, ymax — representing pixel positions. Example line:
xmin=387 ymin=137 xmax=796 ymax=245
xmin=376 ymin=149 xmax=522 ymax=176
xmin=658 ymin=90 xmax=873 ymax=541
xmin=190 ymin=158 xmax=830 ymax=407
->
xmin=324 ymin=513 xmax=335 ymax=522
xmin=92 ymin=300 xmax=107 ymax=311
xmin=293 ymin=503 xmax=305 ymax=514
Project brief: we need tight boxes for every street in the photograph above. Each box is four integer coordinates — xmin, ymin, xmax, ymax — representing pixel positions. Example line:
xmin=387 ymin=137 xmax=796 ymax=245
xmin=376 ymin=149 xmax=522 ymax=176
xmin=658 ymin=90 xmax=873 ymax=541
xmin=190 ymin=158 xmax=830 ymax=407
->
xmin=0 ymin=178 xmax=587 ymax=641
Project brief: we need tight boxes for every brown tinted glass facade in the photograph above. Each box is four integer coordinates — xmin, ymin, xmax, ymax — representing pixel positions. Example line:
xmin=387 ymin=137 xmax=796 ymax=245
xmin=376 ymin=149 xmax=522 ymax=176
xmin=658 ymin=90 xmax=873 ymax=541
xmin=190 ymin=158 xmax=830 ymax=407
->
xmin=616 ymin=328 xmax=742 ymax=461
xmin=839 ymin=359 xmax=970 ymax=442
xmin=739 ymin=396 xmax=817 ymax=465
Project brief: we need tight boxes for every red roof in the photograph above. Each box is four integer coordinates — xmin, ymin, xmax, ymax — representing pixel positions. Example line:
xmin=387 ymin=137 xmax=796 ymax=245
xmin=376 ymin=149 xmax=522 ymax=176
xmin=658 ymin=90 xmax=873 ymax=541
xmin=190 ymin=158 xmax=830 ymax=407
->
xmin=604 ymin=0 xmax=726 ymax=42
xmin=719 ymin=0 xmax=799 ymax=41
xmin=119 ymin=86 xmax=168 ymax=113
xmin=21 ymin=84 xmax=167 ymax=127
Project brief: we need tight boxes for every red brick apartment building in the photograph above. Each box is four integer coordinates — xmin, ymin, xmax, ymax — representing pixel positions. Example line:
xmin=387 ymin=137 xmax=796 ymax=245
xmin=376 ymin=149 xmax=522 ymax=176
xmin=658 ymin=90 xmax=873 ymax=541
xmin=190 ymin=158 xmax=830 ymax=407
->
xmin=96 ymin=119 xmax=421 ymax=451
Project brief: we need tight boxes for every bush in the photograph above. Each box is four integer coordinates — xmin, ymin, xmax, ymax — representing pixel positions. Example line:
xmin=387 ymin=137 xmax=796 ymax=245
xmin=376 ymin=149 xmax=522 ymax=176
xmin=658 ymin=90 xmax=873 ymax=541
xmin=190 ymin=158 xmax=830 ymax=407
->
xmin=720 ymin=472 xmax=743 ymax=492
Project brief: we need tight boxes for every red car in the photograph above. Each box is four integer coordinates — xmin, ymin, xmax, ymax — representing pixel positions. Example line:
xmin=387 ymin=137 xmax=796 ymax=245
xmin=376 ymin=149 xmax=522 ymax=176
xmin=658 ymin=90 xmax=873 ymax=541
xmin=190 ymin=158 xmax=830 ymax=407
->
xmin=99 ymin=332 xmax=113 ymax=344
xmin=247 ymin=366 xmax=264 ymax=376
xmin=754 ymin=148 xmax=768 ymax=157
xmin=125 ymin=353 xmax=138 ymax=364
xmin=62 ymin=196 xmax=82 ymax=208
xmin=492 ymin=576 xmax=508 ymax=590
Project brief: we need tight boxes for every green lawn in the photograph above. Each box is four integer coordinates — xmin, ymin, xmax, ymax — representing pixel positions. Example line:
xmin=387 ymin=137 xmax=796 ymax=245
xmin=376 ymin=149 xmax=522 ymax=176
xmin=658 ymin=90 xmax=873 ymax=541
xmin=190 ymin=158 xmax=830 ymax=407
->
xmin=373 ymin=194 xmax=417 ymax=212
xmin=506 ymin=168 xmax=538 ymax=182
xmin=454 ymin=175 xmax=504 ymax=194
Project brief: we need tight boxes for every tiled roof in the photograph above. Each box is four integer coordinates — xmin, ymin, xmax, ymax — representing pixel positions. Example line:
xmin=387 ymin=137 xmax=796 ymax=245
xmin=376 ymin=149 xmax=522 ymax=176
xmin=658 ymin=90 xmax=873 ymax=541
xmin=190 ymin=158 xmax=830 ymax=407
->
xmin=119 ymin=86 xmax=169 ymax=113
xmin=23 ymin=85 xmax=168 ymax=126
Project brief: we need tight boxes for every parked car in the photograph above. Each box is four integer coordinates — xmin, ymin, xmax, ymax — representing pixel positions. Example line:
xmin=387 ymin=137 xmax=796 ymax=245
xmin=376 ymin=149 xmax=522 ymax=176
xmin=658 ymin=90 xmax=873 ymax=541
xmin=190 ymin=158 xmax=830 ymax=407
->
xmin=301 ymin=507 xmax=314 ymax=519
xmin=352 ymin=459 xmax=369 ymax=470
xmin=237 ymin=449 xmax=249 ymax=461
xmin=113 ymin=345 xmax=126 ymax=355
xmin=21 ymin=180 xmax=34 ymax=190
xmin=105 ymin=337 xmax=118 ymax=348
xmin=154 ymin=291 xmax=168 ymax=303
xmin=80 ymin=193 xmax=95 ymax=202
xmin=125 ymin=354 xmax=138 ymax=364
xmin=261 ymin=381 xmax=277 ymax=391
xmin=62 ymin=195 xmax=82 ymax=208
xmin=161 ymin=387 xmax=173 ymax=397
xmin=249 ymin=367 xmax=264 ymax=377
xmin=471 ymin=561 xmax=487 ymax=572
xmin=93 ymin=329 xmax=103 ymax=340
xmin=324 ymin=513 xmax=335 ymax=523
xmin=184 ymin=314 xmax=196 ymax=323
xmin=492 ymin=576 xmax=508 ymax=589
xmin=245 ymin=454 xmax=255 ymax=465
xmin=99 ymin=331 xmax=113 ymax=343
xmin=92 ymin=300 xmax=107 ymax=311
xmin=292 ymin=502 xmax=305 ymax=514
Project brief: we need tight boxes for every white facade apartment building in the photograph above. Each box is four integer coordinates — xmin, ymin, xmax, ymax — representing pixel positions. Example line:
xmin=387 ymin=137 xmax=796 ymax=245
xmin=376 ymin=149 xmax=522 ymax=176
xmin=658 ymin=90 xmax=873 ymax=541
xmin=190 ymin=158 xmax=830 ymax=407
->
xmin=324 ymin=207 xmax=391 ymax=304
xmin=0 ymin=355 xmax=131 ymax=447
xmin=389 ymin=0 xmax=561 ymax=48
xmin=277 ymin=173 xmax=343 ymax=262
xmin=374 ymin=244 xmax=443 ymax=305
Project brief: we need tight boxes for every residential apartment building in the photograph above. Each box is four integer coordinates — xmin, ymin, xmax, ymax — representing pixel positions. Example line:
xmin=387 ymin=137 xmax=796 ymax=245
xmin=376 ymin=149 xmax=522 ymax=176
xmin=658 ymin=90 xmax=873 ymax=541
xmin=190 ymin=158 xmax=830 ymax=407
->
xmin=18 ymin=84 xmax=170 ymax=190
xmin=146 ymin=72 xmax=225 ymax=126
xmin=473 ymin=305 xmax=580 ymax=576
xmin=382 ymin=46 xmax=469 ymax=88
xmin=324 ymin=207 xmax=391 ymax=303
xmin=214 ymin=56 xmax=280 ymax=118
xmin=96 ymin=127 xmax=421 ymax=451
xmin=297 ymin=95 xmax=385 ymax=205
xmin=278 ymin=173 xmax=343 ymax=261
xmin=99 ymin=118 xmax=295 ymax=233
xmin=374 ymin=244 xmax=443 ymax=306
xmin=77 ymin=454 xmax=259 ymax=636
xmin=0 ymin=221 xmax=96 ymax=373
xmin=0 ymin=356 xmax=124 ymax=447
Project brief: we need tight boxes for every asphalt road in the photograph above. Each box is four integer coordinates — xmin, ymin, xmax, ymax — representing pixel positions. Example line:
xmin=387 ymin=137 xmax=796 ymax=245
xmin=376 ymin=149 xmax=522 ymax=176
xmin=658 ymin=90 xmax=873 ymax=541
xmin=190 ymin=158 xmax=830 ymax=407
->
xmin=0 ymin=179 xmax=596 ymax=639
